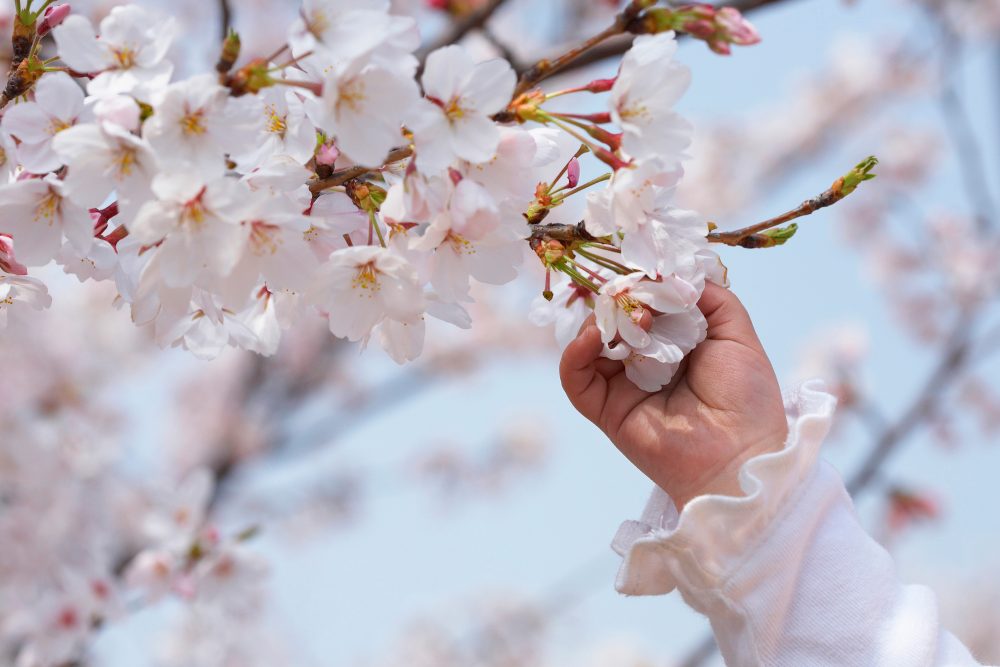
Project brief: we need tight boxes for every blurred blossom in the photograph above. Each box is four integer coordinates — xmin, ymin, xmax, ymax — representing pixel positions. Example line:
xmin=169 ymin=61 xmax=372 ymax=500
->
xmin=792 ymin=323 xmax=869 ymax=406
xmin=412 ymin=419 xmax=548 ymax=499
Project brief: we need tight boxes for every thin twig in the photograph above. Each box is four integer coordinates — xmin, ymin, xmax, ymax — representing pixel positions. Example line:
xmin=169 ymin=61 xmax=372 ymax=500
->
xmin=308 ymin=146 xmax=414 ymax=195
xmin=219 ymin=0 xmax=232 ymax=41
xmin=515 ymin=0 xmax=803 ymax=79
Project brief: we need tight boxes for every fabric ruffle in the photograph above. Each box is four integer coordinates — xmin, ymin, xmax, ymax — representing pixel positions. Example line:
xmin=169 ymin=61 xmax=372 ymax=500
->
xmin=611 ymin=379 xmax=837 ymax=596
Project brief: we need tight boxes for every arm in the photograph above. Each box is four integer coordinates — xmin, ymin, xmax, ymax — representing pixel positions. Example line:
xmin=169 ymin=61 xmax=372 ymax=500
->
xmin=560 ymin=284 xmax=989 ymax=667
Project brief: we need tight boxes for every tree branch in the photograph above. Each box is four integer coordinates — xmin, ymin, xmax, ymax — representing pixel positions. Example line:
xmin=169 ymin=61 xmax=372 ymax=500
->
xmin=515 ymin=0 xmax=805 ymax=79
xmin=219 ymin=0 xmax=232 ymax=41
xmin=309 ymin=146 xmax=414 ymax=195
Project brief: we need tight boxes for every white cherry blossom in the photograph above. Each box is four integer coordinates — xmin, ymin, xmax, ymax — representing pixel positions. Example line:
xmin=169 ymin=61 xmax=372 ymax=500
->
xmin=593 ymin=272 xmax=700 ymax=349
xmin=53 ymin=121 xmax=156 ymax=217
xmin=2 ymin=72 xmax=87 ymax=174
xmin=52 ymin=5 xmax=175 ymax=97
xmin=308 ymin=245 xmax=425 ymax=342
xmin=610 ymin=33 xmax=693 ymax=162
xmin=0 ymin=174 xmax=92 ymax=266
xmin=408 ymin=45 xmax=516 ymax=174
xmin=305 ymin=59 xmax=419 ymax=167
xmin=129 ymin=176 xmax=252 ymax=288
xmin=144 ymin=75 xmax=262 ymax=178
xmin=0 ymin=272 xmax=51 ymax=327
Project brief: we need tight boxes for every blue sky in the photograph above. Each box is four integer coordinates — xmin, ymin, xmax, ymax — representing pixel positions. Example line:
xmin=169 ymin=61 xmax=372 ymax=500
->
xmin=95 ymin=0 xmax=1000 ymax=664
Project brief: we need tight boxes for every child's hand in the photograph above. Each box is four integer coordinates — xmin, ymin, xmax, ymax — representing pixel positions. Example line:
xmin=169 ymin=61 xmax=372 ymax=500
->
xmin=560 ymin=283 xmax=787 ymax=509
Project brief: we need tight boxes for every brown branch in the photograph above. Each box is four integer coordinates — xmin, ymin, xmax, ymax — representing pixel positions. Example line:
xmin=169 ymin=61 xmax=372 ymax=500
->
xmin=308 ymin=146 xmax=414 ymax=195
xmin=219 ymin=0 xmax=233 ymax=41
xmin=845 ymin=316 xmax=974 ymax=494
xmin=416 ymin=0 xmax=511 ymax=64
xmin=708 ymin=156 xmax=877 ymax=248
xmin=509 ymin=0 xmax=667 ymax=99
xmin=515 ymin=0 xmax=805 ymax=79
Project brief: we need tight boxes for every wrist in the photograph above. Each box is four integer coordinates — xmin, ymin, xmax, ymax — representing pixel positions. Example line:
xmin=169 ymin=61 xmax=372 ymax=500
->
xmin=671 ymin=426 xmax=788 ymax=510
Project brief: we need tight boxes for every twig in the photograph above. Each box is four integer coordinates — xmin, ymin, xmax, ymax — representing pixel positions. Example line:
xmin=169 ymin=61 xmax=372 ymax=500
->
xmin=219 ymin=0 xmax=232 ymax=41
xmin=708 ymin=156 xmax=877 ymax=248
xmin=416 ymin=0 xmax=510 ymax=64
xmin=515 ymin=0 xmax=803 ymax=79
xmin=845 ymin=316 xmax=974 ymax=494
xmin=308 ymin=146 xmax=414 ymax=195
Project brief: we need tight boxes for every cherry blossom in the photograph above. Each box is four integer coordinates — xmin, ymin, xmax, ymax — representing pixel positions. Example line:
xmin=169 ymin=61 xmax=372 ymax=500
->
xmin=52 ymin=5 xmax=176 ymax=97
xmin=610 ymin=33 xmax=692 ymax=162
xmin=0 ymin=271 xmax=50 ymax=327
xmin=1 ymin=72 xmax=87 ymax=174
xmin=144 ymin=74 xmax=262 ymax=178
xmin=129 ymin=176 xmax=252 ymax=288
xmin=593 ymin=271 xmax=700 ymax=350
xmin=305 ymin=59 xmax=420 ymax=167
xmin=408 ymin=45 xmax=516 ymax=174
xmin=0 ymin=174 xmax=92 ymax=265
xmin=308 ymin=245 xmax=425 ymax=343
xmin=0 ymin=0 xmax=779 ymax=385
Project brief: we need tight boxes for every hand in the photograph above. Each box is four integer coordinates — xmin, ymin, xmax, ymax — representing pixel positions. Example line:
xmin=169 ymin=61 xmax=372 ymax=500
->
xmin=560 ymin=283 xmax=787 ymax=509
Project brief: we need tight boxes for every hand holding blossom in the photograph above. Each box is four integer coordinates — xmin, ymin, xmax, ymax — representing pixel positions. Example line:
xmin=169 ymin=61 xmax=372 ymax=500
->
xmin=560 ymin=283 xmax=787 ymax=508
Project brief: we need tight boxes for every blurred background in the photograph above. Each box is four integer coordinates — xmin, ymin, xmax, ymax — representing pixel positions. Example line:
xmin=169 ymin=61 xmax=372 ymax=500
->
xmin=2 ymin=0 xmax=999 ymax=665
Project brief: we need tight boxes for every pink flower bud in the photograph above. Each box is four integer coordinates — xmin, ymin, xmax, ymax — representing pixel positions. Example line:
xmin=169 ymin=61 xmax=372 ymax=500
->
xmin=448 ymin=167 xmax=463 ymax=185
xmin=0 ymin=235 xmax=28 ymax=276
xmin=37 ymin=4 xmax=71 ymax=37
xmin=316 ymin=141 xmax=340 ymax=167
xmin=716 ymin=7 xmax=761 ymax=46
xmin=566 ymin=157 xmax=580 ymax=189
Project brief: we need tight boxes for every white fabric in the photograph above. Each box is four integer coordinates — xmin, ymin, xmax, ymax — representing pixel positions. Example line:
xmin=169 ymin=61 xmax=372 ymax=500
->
xmin=612 ymin=380 xmax=990 ymax=666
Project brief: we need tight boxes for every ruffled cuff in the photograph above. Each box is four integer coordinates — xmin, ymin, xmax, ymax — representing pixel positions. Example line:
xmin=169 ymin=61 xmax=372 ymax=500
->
xmin=611 ymin=379 xmax=837 ymax=596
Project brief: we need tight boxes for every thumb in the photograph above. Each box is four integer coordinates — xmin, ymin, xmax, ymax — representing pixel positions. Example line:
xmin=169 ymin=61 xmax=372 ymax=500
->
xmin=559 ymin=316 xmax=608 ymax=421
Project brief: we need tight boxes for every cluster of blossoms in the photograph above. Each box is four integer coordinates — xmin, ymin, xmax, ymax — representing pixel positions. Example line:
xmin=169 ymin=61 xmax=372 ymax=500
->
xmin=0 ymin=0 xmax=761 ymax=391
xmin=0 ymin=297 xmax=269 ymax=666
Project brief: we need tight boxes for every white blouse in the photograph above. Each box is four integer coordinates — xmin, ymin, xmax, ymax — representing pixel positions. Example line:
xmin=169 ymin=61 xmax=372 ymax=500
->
xmin=612 ymin=380 xmax=990 ymax=666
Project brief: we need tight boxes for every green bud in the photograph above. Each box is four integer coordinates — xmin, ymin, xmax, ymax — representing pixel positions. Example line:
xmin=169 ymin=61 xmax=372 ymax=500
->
xmin=838 ymin=156 xmax=879 ymax=197
xmin=761 ymin=223 xmax=798 ymax=246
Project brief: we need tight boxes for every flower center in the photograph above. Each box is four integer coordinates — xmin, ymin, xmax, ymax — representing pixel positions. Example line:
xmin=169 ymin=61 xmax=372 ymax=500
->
xmin=265 ymin=105 xmax=287 ymax=137
xmin=337 ymin=79 xmax=366 ymax=114
xmin=306 ymin=9 xmax=330 ymax=38
xmin=180 ymin=108 xmax=207 ymax=137
xmin=446 ymin=231 xmax=475 ymax=255
xmin=614 ymin=292 xmax=642 ymax=318
xmin=114 ymin=147 xmax=137 ymax=180
xmin=112 ymin=46 xmax=137 ymax=69
xmin=181 ymin=188 xmax=209 ymax=230
xmin=249 ymin=221 xmax=282 ymax=256
xmin=34 ymin=190 xmax=61 ymax=225
xmin=352 ymin=261 xmax=381 ymax=293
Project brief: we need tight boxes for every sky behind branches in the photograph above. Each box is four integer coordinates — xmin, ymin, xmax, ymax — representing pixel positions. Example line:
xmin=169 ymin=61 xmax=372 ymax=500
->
xmin=94 ymin=0 xmax=1000 ymax=664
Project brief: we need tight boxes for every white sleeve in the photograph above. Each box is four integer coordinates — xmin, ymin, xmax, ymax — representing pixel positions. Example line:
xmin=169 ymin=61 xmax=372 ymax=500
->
xmin=611 ymin=380 xmax=989 ymax=667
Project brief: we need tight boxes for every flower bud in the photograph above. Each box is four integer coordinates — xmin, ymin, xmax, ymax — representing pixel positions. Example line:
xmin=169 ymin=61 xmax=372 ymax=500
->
xmin=566 ymin=158 xmax=580 ymax=189
xmin=0 ymin=235 xmax=28 ymax=276
xmin=316 ymin=141 xmax=340 ymax=167
xmin=37 ymin=4 xmax=71 ymax=37
xmin=216 ymin=29 xmax=242 ymax=76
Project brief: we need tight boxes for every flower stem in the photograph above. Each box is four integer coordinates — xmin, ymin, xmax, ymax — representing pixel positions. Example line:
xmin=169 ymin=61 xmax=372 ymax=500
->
xmin=552 ymin=173 xmax=611 ymax=202
xmin=369 ymin=211 xmax=387 ymax=248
